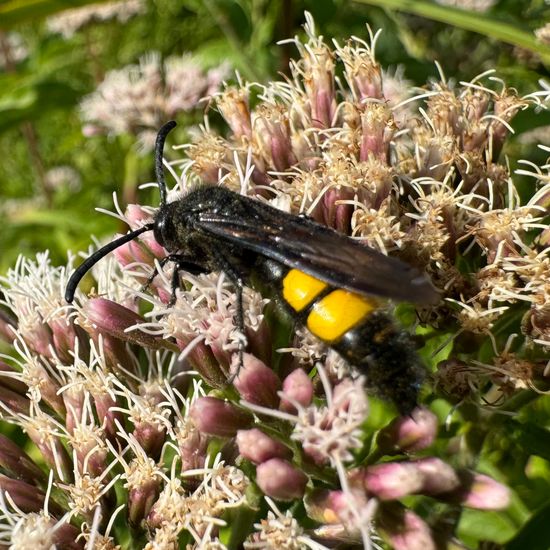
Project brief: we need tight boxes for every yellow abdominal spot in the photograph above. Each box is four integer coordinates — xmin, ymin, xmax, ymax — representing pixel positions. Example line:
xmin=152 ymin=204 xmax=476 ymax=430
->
xmin=307 ymin=289 xmax=375 ymax=342
xmin=282 ymin=269 xmax=327 ymax=312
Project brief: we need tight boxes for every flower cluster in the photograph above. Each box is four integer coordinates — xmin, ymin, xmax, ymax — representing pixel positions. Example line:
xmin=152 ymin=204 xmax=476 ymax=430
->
xmin=0 ymin=13 xmax=546 ymax=549
xmin=0 ymin=32 xmax=28 ymax=70
xmin=185 ymin=13 xmax=550 ymax=407
xmin=80 ymin=53 xmax=229 ymax=151
xmin=46 ymin=0 xmax=146 ymax=39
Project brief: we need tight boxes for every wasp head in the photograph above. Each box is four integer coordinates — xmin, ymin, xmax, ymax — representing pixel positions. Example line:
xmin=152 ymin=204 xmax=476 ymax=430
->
xmin=153 ymin=202 xmax=181 ymax=252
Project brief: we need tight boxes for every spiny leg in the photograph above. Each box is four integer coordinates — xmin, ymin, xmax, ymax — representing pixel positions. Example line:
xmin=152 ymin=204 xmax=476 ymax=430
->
xmin=139 ymin=254 xmax=208 ymax=304
xmin=210 ymin=246 xmax=246 ymax=382
xmin=140 ymin=255 xmax=176 ymax=295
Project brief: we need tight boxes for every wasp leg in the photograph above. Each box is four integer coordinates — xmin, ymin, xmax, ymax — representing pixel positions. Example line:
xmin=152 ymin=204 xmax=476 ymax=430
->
xmin=210 ymin=247 xmax=246 ymax=382
xmin=140 ymin=255 xmax=175 ymax=295
xmin=168 ymin=256 xmax=209 ymax=306
xmin=140 ymin=254 xmax=208 ymax=305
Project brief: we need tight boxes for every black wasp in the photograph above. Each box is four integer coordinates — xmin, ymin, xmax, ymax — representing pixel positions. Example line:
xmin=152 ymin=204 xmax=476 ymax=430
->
xmin=66 ymin=121 xmax=439 ymax=415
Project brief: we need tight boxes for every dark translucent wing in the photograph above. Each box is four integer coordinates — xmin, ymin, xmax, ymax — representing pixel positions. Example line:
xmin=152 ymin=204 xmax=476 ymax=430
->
xmin=196 ymin=201 xmax=439 ymax=305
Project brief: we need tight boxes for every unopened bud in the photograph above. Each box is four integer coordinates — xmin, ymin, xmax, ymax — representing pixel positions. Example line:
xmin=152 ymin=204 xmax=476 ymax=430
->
xmin=83 ymin=298 xmax=176 ymax=351
xmin=256 ymin=459 xmax=308 ymax=501
xmin=236 ymin=429 xmax=291 ymax=464
xmin=363 ymin=462 xmax=424 ymax=500
xmin=0 ymin=360 xmax=28 ymax=395
xmin=133 ymin=421 xmax=166 ymax=461
xmin=128 ymin=475 xmax=161 ymax=526
xmin=449 ymin=472 xmax=510 ymax=510
xmin=232 ymin=353 xmax=280 ymax=408
xmin=377 ymin=407 xmax=438 ymax=455
xmin=0 ymin=434 xmax=44 ymax=484
xmin=0 ymin=475 xmax=48 ymax=513
xmin=190 ymin=397 xmax=253 ymax=437
xmin=378 ymin=505 xmax=437 ymax=550
xmin=304 ymin=488 xmax=349 ymax=524
xmin=280 ymin=369 xmax=313 ymax=413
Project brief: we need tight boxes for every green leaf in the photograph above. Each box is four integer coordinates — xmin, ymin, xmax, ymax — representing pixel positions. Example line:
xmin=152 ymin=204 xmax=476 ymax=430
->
xmin=0 ymin=77 xmax=80 ymax=131
xmin=505 ymin=500 xmax=550 ymax=550
xmin=459 ymin=508 xmax=517 ymax=545
xmin=499 ymin=419 xmax=550 ymax=462
xmin=353 ymin=0 xmax=550 ymax=65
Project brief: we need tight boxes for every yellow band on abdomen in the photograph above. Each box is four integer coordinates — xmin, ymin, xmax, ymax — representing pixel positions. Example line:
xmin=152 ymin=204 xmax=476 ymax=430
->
xmin=282 ymin=269 xmax=328 ymax=312
xmin=307 ymin=289 xmax=376 ymax=342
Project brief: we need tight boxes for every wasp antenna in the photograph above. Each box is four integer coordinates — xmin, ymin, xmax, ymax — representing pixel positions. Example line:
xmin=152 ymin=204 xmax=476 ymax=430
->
xmin=155 ymin=120 xmax=177 ymax=207
xmin=65 ymin=224 xmax=154 ymax=303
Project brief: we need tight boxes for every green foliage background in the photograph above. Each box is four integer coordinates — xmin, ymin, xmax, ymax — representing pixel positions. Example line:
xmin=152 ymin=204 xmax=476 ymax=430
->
xmin=0 ymin=0 xmax=549 ymax=546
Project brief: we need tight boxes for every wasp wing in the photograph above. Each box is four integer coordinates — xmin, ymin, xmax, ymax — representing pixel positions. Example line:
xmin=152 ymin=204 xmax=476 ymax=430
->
xmin=196 ymin=200 xmax=439 ymax=305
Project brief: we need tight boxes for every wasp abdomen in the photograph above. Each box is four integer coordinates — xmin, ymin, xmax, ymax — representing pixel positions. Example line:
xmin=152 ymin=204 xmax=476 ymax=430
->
xmin=281 ymin=269 xmax=379 ymax=342
xmin=336 ymin=311 xmax=425 ymax=415
xmin=257 ymin=258 xmax=424 ymax=414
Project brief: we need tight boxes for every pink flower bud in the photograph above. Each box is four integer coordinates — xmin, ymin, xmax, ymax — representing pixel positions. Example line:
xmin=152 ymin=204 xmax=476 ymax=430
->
xmin=377 ymin=407 xmax=438 ymax=454
xmin=232 ymin=353 xmax=280 ymax=408
xmin=415 ymin=458 xmax=461 ymax=495
xmin=303 ymin=45 xmax=337 ymax=128
xmin=348 ymin=58 xmax=383 ymax=101
xmin=26 ymin=426 xmax=72 ymax=482
xmin=0 ymin=385 xmax=30 ymax=415
xmin=363 ymin=462 xmax=424 ymax=500
xmin=190 ymin=397 xmax=253 ymax=437
xmin=253 ymin=105 xmax=297 ymax=171
xmin=280 ymin=369 xmax=313 ymax=413
xmin=0 ymin=311 xmax=16 ymax=344
xmin=83 ymin=298 xmax=176 ymax=351
xmin=0 ymin=360 xmax=28 ymax=395
xmin=139 ymin=231 xmax=166 ymax=259
xmin=48 ymin=318 xmax=80 ymax=364
xmin=236 ymin=429 xmax=291 ymax=464
xmin=0 ymin=475 xmax=50 ymax=513
xmin=379 ymin=507 xmax=437 ymax=550
xmin=98 ymin=333 xmax=136 ymax=374
xmin=76 ymin=443 xmax=108 ymax=479
xmin=125 ymin=204 xmax=151 ymax=225
xmin=217 ymin=87 xmax=252 ymax=140
xmin=320 ymin=186 xmax=354 ymax=233
xmin=179 ymin=426 xmax=209 ymax=471
xmin=133 ymin=422 xmax=166 ymax=461
xmin=304 ymin=488 xmax=349 ymax=524
xmin=0 ymin=434 xmax=44 ymax=485
xmin=113 ymin=238 xmax=156 ymax=268
xmin=93 ymin=391 xmax=124 ymax=443
xmin=459 ymin=473 xmax=510 ymax=510
xmin=128 ymin=477 xmax=161 ymax=526
xmin=23 ymin=322 xmax=54 ymax=358
xmin=184 ymin=341 xmax=228 ymax=390
xmin=63 ymin=385 xmax=85 ymax=435
xmin=256 ymin=458 xmax=308 ymax=501
xmin=359 ymin=103 xmax=394 ymax=163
